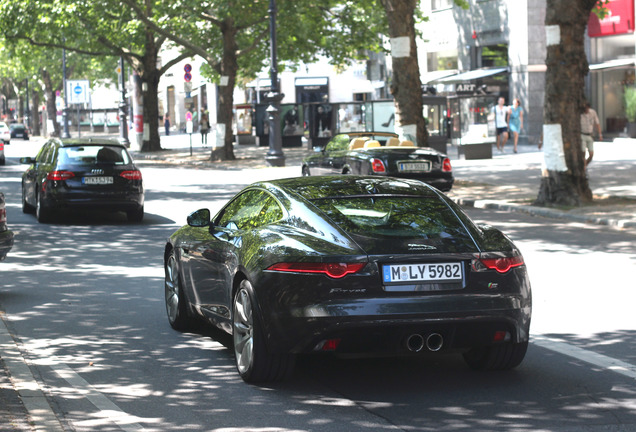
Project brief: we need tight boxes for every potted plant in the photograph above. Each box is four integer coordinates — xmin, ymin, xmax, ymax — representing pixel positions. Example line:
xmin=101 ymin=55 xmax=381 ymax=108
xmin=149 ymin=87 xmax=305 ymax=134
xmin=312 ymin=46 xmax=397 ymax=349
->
xmin=624 ymin=86 xmax=636 ymax=137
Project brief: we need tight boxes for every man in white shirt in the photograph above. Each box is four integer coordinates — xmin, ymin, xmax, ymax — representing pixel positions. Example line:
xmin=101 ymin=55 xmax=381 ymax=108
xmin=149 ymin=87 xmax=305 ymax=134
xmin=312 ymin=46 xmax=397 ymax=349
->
xmin=493 ymin=97 xmax=509 ymax=152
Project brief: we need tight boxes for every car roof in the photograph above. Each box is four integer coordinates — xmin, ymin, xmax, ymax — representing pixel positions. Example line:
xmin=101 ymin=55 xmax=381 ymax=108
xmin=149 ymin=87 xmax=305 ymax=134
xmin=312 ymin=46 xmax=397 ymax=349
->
xmin=257 ymin=175 xmax=439 ymax=201
xmin=54 ymin=137 xmax=127 ymax=148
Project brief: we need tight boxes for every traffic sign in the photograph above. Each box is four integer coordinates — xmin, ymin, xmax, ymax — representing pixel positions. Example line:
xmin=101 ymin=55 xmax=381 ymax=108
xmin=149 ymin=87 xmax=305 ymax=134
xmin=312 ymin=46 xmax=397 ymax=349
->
xmin=67 ymin=80 xmax=90 ymax=104
xmin=184 ymin=72 xmax=192 ymax=82
xmin=184 ymin=64 xmax=192 ymax=73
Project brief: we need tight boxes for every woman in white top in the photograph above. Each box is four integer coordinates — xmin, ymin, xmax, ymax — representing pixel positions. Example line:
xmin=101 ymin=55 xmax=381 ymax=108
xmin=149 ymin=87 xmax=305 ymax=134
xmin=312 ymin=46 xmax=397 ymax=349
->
xmin=494 ymin=97 xmax=509 ymax=152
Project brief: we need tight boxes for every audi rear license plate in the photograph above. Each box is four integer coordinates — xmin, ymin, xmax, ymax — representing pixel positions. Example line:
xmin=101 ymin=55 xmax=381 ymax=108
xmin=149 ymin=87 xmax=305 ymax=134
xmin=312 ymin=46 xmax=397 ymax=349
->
xmin=383 ymin=262 xmax=463 ymax=284
xmin=397 ymin=161 xmax=431 ymax=173
xmin=83 ymin=176 xmax=114 ymax=185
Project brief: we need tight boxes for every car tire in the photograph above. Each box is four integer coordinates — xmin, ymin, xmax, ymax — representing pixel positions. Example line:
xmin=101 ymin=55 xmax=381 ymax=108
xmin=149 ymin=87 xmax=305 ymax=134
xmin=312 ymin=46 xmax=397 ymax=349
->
xmin=301 ymin=165 xmax=310 ymax=176
xmin=22 ymin=186 xmax=35 ymax=214
xmin=164 ymin=251 xmax=197 ymax=331
xmin=463 ymin=341 xmax=528 ymax=371
xmin=127 ymin=206 xmax=144 ymax=223
xmin=232 ymin=280 xmax=295 ymax=383
xmin=35 ymin=192 xmax=52 ymax=223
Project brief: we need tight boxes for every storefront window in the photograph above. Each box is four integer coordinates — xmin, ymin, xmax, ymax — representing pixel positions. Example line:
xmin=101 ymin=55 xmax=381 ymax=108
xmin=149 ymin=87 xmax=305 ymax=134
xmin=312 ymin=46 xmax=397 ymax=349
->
xmin=337 ymin=103 xmax=365 ymax=133
xmin=450 ymin=96 xmax=497 ymax=144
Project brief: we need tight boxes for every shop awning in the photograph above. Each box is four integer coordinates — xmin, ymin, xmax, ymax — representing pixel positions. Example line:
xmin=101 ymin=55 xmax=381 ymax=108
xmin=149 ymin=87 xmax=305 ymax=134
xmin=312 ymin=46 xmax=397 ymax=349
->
xmin=421 ymin=70 xmax=458 ymax=84
xmin=431 ymin=67 xmax=509 ymax=83
xmin=589 ymin=58 xmax=636 ymax=71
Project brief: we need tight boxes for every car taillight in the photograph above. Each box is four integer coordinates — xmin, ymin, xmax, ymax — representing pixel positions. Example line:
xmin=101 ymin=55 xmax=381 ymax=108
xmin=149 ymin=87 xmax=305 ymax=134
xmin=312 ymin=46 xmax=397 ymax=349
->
xmin=46 ymin=171 xmax=75 ymax=181
xmin=472 ymin=254 xmax=524 ymax=273
xmin=120 ymin=170 xmax=142 ymax=180
xmin=371 ymin=158 xmax=386 ymax=173
xmin=267 ymin=262 xmax=366 ymax=279
xmin=442 ymin=158 xmax=452 ymax=172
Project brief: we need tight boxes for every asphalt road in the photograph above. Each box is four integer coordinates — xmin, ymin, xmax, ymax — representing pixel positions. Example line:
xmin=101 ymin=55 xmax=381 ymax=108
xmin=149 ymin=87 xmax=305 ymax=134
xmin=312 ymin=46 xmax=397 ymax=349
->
xmin=1 ymin=143 xmax=635 ymax=431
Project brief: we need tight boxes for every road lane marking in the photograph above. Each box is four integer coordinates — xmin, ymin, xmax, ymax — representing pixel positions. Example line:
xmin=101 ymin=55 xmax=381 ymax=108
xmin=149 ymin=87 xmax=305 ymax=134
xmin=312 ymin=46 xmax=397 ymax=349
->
xmin=0 ymin=313 xmax=64 ymax=431
xmin=532 ymin=335 xmax=636 ymax=380
xmin=50 ymin=359 xmax=145 ymax=431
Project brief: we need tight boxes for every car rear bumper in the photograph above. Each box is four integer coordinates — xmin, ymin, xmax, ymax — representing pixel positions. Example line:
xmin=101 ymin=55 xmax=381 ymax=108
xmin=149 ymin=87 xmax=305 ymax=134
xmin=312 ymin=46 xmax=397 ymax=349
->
xmin=256 ymin=270 xmax=531 ymax=355
xmin=43 ymin=190 xmax=144 ymax=212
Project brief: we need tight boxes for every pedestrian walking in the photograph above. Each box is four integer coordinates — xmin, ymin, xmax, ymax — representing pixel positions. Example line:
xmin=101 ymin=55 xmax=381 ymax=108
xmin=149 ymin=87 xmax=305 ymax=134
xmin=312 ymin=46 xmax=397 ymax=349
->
xmin=580 ymin=101 xmax=602 ymax=167
xmin=200 ymin=109 xmax=210 ymax=146
xmin=493 ymin=97 xmax=509 ymax=152
xmin=509 ymin=98 xmax=524 ymax=153
xmin=164 ymin=114 xmax=170 ymax=136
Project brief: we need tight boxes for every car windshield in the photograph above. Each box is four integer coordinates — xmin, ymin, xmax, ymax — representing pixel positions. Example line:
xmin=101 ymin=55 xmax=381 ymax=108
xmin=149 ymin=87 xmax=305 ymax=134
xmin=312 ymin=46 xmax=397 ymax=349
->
xmin=310 ymin=195 xmax=472 ymax=241
xmin=58 ymin=145 xmax=130 ymax=165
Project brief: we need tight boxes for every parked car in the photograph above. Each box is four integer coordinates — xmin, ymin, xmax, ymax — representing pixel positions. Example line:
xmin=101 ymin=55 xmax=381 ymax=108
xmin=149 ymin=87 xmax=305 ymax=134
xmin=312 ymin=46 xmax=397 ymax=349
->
xmin=301 ymin=132 xmax=454 ymax=191
xmin=0 ymin=122 xmax=10 ymax=145
xmin=20 ymin=138 xmax=144 ymax=223
xmin=164 ymin=176 xmax=531 ymax=383
xmin=9 ymin=123 xmax=29 ymax=140
xmin=0 ymin=192 xmax=14 ymax=261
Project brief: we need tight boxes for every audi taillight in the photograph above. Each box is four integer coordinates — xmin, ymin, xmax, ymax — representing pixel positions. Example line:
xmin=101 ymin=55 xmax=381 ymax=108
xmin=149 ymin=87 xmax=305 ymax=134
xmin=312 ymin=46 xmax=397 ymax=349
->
xmin=267 ymin=262 xmax=366 ymax=279
xmin=371 ymin=159 xmax=386 ymax=173
xmin=46 ymin=171 xmax=75 ymax=181
xmin=442 ymin=158 xmax=452 ymax=172
xmin=120 ymin=170 xmax=142 ymax=180
xmin=472 ymin=253 xmax=524 ymax=273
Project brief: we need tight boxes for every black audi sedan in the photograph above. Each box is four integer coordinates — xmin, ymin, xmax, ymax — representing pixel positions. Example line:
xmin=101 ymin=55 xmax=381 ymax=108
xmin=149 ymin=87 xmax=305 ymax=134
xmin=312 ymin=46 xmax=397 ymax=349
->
xmin=9 ymin=123 xmax=29 ymax=140
xmin=301 ymin=132 xmax=454 ymax=191
xmin=21 ymin=138 xmax=144 ymax=223
xmin=164 ymin=176 xmax=531 ymax=383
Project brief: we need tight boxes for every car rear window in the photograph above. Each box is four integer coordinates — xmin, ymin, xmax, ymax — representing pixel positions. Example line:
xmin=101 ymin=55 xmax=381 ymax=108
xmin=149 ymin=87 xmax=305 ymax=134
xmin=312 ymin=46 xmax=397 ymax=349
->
xmin=58 ymin=145 xmax=130 ymax=165
xmin=310 ymin=195 xmax=476 ymax=249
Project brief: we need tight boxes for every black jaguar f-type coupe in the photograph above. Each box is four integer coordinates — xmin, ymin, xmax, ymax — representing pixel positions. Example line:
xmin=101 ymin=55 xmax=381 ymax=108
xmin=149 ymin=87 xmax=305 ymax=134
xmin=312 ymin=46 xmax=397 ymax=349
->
xmin=164 ymin=176 xmax=531 ymax=383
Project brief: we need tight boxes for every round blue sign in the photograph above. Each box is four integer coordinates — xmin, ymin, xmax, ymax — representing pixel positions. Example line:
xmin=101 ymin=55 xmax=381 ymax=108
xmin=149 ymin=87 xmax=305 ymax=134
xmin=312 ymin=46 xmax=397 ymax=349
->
xmin=74 ymin=85 xmax=82 ymax=95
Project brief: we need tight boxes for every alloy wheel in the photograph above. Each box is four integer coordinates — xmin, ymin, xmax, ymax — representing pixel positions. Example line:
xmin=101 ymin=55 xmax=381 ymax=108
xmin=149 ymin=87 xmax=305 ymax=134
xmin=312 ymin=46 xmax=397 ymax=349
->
xmin=233 ymin=288 xmax=254 ymax=375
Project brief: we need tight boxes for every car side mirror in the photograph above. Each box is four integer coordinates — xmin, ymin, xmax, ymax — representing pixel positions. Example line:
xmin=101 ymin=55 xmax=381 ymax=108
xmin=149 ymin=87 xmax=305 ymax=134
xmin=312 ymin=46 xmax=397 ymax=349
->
xmin=20 ymin=157 xmax=35 ymax=164
xmin=187 ymin=209 xmax=211 ymax=227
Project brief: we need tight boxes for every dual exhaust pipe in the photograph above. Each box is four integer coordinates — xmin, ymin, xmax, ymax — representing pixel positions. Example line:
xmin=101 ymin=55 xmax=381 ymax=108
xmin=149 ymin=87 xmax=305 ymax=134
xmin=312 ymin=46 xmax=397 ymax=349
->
xmin=406 ymin=332 xmax=444 ymax=352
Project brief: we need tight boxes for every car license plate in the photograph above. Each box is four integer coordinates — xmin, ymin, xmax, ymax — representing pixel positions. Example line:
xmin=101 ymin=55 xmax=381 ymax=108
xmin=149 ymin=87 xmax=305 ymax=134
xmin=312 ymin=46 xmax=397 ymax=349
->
xmin=397 ymin=161 xmax=431 ymax=173
xmin=383 ymin=262 xmax=463 ymax=284
xmin=83 ymin=176 xmax=113 ymax=185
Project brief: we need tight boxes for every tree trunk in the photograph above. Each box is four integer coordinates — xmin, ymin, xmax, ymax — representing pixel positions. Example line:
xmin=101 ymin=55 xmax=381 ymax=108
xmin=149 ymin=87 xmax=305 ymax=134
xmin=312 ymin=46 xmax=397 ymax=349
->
xmin=212 ymin=18 xmax=238 ymax=161
xmin=31 ymin=92 xmax=41 ymax=136
xmin=140 ymin=28 xmax=162 ymax=152
xmin=381 ymin=0 xmax=427 ymax=146
xmin=536 ymin=0 xmax=596 ymax=206
xmin=141 ymin=67 xmax=162 ymax=152
xmin=41 ymin=69 xmax=60 ymax=137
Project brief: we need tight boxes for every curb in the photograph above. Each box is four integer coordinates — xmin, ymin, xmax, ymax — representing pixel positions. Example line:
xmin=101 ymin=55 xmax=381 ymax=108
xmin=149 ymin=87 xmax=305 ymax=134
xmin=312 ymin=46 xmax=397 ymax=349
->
xmin=453 ymin=197 xmax=636 ymax=230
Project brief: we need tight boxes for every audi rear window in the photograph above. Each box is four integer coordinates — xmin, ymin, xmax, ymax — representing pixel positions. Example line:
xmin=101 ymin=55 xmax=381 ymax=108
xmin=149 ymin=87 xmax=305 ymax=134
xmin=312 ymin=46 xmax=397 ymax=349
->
xmin=58 ymin=146 xmax=130 ymax=165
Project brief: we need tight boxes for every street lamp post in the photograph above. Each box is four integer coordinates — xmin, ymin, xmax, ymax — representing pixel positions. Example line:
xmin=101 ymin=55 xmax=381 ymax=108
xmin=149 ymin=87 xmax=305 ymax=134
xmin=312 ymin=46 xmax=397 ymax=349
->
xmin=61 ymin=46 xmax=71 ymax=138
xmin=25 ymin=78 xmax=30 ymax=129
xmin=118 ymin=57 xmax=130 ymax=147
xmin=264 ymin=0 xmax=285 ymax=167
